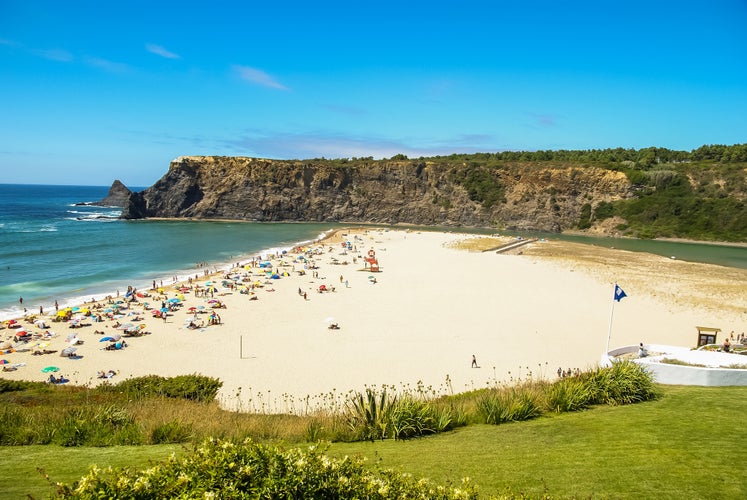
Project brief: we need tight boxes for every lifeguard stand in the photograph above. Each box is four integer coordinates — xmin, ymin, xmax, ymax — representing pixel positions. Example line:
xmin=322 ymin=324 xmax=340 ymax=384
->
xmin=696 ymin=326 xmax=720 ymax=347
xmin=365 ymin=248 xmax=380 ymax=272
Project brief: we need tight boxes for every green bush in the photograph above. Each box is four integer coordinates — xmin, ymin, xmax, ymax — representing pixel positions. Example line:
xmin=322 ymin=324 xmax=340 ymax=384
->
xmin=449 ymin=163 xmax=505 ymax=209
xmin=577 ymin=203 xmax=592 ymax=229
xmin=390 ymin=396 xmax=437 ymax=439
xmin=55 ymin=406 xmax=143 ymax=447
xmin=151 ymin=420 xmax=193 ymax=444
xmin=344 ymin=388 xmax=395 ymax=441
xmin=582 ymin=361 xmax=659 ymax=405
xmin=52 ymin=438 xmax=479 ymax=499
xmin=478 ymin=388 xmax=542 ymax=424
xmin=0 ymin=379 xmax=36 ymax=394
xmin=594 ymin=200 xmax=615 ymax=220
xmin=544 ymin=377 xmax=592 ymax=413
xmin=103 ymin=374 xmax=222 ymax=403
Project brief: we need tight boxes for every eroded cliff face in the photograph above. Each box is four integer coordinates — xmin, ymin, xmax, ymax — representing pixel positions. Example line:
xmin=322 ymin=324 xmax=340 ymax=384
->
xmin=122 ymin=156 xmax=634 ymax=232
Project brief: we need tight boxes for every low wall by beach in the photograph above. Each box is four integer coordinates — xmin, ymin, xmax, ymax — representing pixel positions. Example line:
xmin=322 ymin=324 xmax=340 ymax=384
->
xmin=607 ymin=344 xmax=747 ymax=387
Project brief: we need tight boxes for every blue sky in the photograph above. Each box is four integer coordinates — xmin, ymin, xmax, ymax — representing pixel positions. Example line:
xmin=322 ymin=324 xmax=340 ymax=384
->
xmin=2 ymin=1 xmax=746 ymax=187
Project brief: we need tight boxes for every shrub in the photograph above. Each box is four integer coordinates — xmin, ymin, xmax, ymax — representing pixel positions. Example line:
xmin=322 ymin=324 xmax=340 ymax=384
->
xmin=0 ymin=379 xmax=36 ymax=394
xmin=151 ymin=420 xmax=193 ymax=444
xmin=478 ymin=387 xmax=542 ymax=424
xmin=52 ymin=438 xmax=479 ymax=499
xmin=544 ymin=377 xmax=592 ymax=413
xmin=586 ymin=361 xmax=659 ymax=405
xmin=51 ymin=406 xmax=143 ymax=447
xmin=344 ymin=388 xmax=396 ymax=441
xmin=103 ymin=374 xmax=222 ymax=403
xmin=389 ymin=396 xmax=437 ymax=439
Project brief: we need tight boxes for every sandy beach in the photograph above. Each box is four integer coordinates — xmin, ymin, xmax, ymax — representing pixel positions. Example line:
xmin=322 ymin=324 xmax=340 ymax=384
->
xmin=1 ymin=229 xmax=745 ymax=412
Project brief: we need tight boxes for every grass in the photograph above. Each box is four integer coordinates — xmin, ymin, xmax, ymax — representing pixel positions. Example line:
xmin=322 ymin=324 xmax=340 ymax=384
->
xmin=0 ymin=444 xmax=183 ymax=499
xmin=328 ymin=385 xmax=747 ymax=499
xmin=3 ymin=385 xmax=745 ymax=499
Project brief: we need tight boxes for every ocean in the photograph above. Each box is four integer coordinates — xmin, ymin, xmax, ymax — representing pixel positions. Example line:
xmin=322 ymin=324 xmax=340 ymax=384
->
xmin=0 ymin=184 xmax=340 ymax=320
xmin=1 ymin=184 xmax=745 ymax=320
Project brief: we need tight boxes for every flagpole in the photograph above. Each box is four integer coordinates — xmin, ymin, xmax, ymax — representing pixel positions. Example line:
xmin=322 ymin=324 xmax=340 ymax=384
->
xmin=605 ymin=283 xmax=617 ymax=355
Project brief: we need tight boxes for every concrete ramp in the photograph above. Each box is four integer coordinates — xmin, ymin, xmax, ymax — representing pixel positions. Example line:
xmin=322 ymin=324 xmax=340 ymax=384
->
xmin=485 ymin=238 xmax=538 ymax=253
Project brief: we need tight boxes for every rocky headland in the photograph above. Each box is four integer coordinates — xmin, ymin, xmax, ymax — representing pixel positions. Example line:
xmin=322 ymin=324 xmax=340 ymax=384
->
xmin=121 ymin=156 xmax=634 ymax=234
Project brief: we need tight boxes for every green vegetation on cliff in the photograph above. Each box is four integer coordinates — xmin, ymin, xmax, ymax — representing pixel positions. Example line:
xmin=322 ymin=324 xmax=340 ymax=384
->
xmin=422 ymin=143 xmax=747 ymax=241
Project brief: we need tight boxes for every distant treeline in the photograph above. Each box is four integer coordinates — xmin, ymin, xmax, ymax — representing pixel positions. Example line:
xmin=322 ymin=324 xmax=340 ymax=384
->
xmin=334 ymin=143 xmax=747 ymax=167
xmin=414 ymin=143 xmax=747 ymax=165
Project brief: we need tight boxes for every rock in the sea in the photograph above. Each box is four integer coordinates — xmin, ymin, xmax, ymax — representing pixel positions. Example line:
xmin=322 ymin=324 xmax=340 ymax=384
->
xmin=93 ymin=180 xmax=132 ymax=207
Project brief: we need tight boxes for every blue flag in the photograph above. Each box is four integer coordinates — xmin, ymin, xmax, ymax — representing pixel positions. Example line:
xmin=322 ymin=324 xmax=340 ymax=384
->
xmin=614 ymin=284 xmax=627 ymax=302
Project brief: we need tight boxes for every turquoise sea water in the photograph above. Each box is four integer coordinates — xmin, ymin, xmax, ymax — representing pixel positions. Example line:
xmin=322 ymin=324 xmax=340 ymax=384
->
xmin=1 ymin=184 xmax=745 ymax=320
xmin=0 ymin=184 xmax=339 ymax=319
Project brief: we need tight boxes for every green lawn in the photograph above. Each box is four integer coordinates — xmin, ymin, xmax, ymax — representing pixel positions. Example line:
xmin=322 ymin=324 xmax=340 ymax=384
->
xmin=330 ymin=385 xmax=747 ymax=499
xmin=2 ymin=385 xmax=745 ymax=499
xmin=0 ymin=444 xmax=182 ymax=499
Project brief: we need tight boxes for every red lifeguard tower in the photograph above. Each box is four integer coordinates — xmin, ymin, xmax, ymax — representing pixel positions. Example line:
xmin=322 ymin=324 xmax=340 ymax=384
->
xmin=366 ymin=248 xmax=380 ymax=272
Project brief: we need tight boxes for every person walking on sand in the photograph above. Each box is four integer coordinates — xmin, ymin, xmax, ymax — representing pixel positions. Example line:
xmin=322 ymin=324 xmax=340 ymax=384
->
xmin=471 ymin=355 xmax=478 ymax=368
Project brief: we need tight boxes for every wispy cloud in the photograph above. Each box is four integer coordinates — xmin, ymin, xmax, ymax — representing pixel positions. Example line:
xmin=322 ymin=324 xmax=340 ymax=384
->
xmin=222 ymin=129 xmax=497 ymax=160
xmin=83 ymin=56 xmax=131 ymax=74
xmin=145 ymin=43 xmax=180 ymax=59
xmin=526 ymin=112 xmax=559 ymax=128
xmin=0 ymin=38 xmax=20 ymax=47
xmin=232 ymin=65 xmax=288 ymax=90
xmin=31 ymin=48 xmax=73 ymax=62
xmin=1 ymin=38 xmax=72 ymax=62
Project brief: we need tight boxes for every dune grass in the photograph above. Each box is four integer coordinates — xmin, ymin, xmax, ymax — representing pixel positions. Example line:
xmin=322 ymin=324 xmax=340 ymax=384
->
xmin=3 ymin=385 xmax=745 ymax=499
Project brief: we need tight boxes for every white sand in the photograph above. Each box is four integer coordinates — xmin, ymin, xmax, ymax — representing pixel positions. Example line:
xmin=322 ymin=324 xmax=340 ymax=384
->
xmin=1 ymin=229 xmax=745 ymax=412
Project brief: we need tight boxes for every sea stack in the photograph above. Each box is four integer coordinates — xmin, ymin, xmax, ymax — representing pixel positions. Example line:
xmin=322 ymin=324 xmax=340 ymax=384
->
xmin=94 ymin=180 xmax=132 ymax=207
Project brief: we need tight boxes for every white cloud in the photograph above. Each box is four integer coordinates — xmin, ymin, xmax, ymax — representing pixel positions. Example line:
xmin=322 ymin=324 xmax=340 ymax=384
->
xmin=83 ymin=56 xmax=131 ymax=74
xmin=31 ymin=48 xmax=73 ymax=62
xmin=222 ymin=129 xmax=496 ymax=160
xmin=145 ymin=43 xmax=180 ymax=59
xmin=232 ymin=65 xmax=288 ymax=90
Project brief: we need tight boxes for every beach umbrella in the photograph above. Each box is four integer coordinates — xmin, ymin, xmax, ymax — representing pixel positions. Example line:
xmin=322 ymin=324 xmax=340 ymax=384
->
xmin=167 ymin=298 xmax=180 ymax=303
xmin=60 ymin=346 xmax=77 ymax=357
xmin=160 ymin=307 xmax=169 ymax=313
xmin=0 ymin=359 xmax=8 ymax=365
xmin=188 ymin=306 xmax=197 ymax=311
xmin=111 ymin=333 xmax=122 ymax=341
xmin=42 ymin=366 xmax=59 ymax=372
xmin=100 ymin=337 xmax=114 ymax=342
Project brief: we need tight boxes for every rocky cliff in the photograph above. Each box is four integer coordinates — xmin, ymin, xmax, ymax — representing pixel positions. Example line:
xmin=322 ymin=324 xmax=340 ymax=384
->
xmin=121 ymin=156 xmax=635 ymax=233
